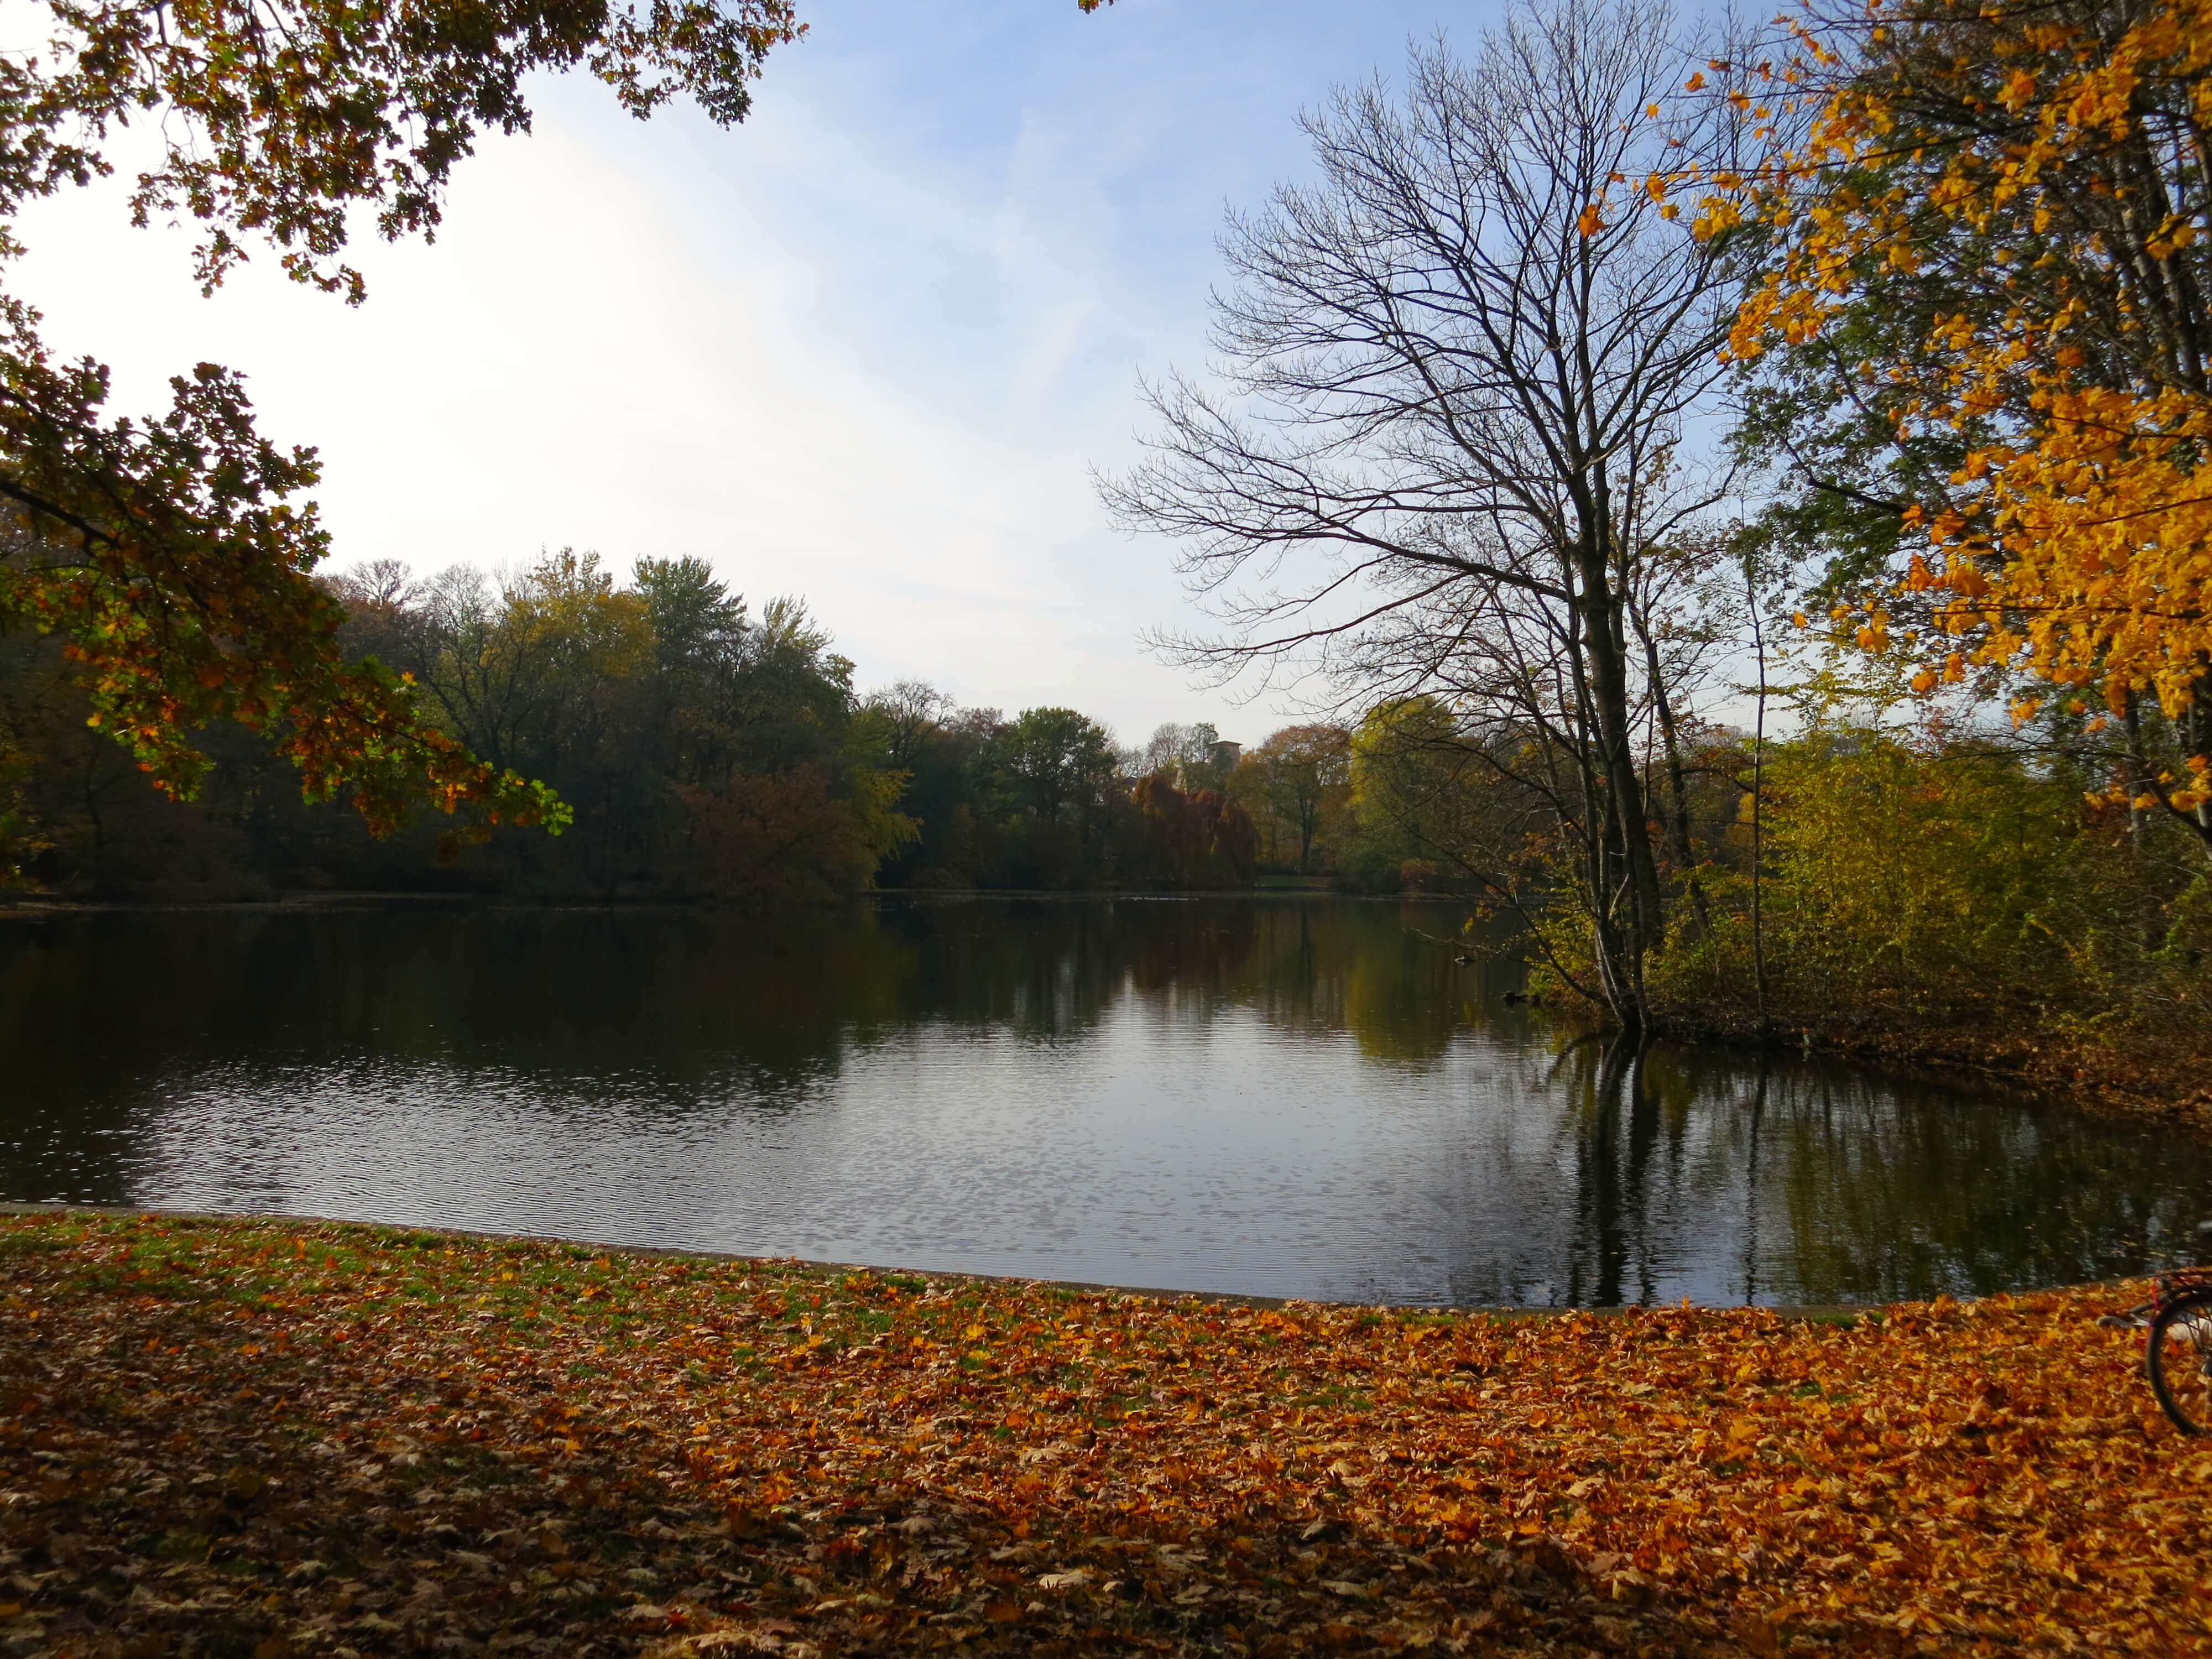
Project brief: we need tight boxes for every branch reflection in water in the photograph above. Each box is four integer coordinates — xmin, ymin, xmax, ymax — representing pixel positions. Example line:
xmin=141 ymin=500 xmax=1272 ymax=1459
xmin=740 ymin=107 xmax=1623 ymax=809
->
xmin=1 ymin=897 xmax=2201 ymax=1306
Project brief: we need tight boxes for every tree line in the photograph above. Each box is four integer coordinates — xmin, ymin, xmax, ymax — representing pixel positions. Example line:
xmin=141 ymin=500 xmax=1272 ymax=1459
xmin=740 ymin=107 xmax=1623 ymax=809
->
xmin=2 ymin=548 xmax=1366 ymax=899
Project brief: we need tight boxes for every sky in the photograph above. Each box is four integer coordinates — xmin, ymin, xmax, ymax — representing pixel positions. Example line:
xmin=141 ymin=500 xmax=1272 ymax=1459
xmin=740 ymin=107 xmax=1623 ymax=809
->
xmin=11 ymin=0 xmax=1494 ymax=750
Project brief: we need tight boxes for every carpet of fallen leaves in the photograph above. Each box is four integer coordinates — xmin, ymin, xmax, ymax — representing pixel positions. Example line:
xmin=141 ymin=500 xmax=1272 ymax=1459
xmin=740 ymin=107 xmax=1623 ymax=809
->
xmin=0 ymin=1213 xmax=2207 ymax=1658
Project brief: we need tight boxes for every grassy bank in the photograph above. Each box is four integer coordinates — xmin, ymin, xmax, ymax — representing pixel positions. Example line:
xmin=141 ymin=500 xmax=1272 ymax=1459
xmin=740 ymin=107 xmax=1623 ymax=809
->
xmin=0 ymin=1212 xmax=2204 ymax=1657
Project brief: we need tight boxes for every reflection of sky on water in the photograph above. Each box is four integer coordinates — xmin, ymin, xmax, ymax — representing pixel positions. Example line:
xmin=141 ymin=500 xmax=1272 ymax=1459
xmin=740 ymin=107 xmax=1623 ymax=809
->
xmin=3 ymin=900 xmax=2205 ymax=1306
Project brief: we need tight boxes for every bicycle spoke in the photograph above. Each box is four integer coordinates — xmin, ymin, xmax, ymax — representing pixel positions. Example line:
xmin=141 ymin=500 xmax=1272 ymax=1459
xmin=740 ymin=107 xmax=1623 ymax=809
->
xmin=2148 ymin=1290 xmax=2212 ymax=1435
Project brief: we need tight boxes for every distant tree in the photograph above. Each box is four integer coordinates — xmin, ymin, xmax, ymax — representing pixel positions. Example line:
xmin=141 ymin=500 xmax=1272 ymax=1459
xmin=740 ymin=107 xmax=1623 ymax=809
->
xmin=860 ymin=686 xmax=996 ymax=889
xmin=623 ymin=556 xmax=749 ymax=795
xmin=988 ymin=708 xmax=1120 ymax=885
xmin=263 ymin=557 xmax=909 ymax=898
xmin=400 ymin=551 xmax=652 ymax=812
xmin=1345 ymin=698 xmax=1490 ymax=893
xmin=1138 ymin=723 xmax=1194 ymax=785
xmin=865 ymin=681 xmax=959 ymax=771
xmin=682 ymin=767 xmax=915 ymax=907
xmin=1343 ymin=695 xmax=1584 ymax=938
xmin=1131 ymin=773 xmax=1259 ymax=888
xmin=410 ymin=565 xmax=536 ymax=779
xmin=1245 ymin=724 xmax=1349 ymax=873
xmin=992 ymin=709 xmax=1118 ymax=826
xmin=1202 ymin=790 xmax=1261 ymax=887
xmin=1135 ymin=721 xmax=1244 ymax=794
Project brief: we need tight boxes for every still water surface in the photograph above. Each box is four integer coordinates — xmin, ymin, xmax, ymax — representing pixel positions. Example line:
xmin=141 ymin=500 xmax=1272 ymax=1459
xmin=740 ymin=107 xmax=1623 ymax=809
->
xmin=3 ymin=897 xmax=2205 ymax=1306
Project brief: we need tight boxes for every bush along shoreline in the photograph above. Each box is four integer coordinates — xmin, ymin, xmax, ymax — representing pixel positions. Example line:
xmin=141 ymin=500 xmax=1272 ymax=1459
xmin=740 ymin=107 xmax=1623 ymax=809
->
xmin=1 ymin=1211 xmax=2205 ymax=1656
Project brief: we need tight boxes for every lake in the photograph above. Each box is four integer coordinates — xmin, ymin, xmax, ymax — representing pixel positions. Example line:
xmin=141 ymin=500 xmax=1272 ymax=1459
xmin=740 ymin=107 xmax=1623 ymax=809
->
xmin=2 ymin=896 xmax=2203 ymax=1306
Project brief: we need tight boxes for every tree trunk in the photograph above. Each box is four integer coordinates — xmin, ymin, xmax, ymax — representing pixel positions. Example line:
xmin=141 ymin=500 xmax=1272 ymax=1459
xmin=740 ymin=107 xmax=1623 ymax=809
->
xmin=1578 ymin=545 xmax=1665 ymax=1030
xmin=1635 ymin=601 xmax=1709 ymax=938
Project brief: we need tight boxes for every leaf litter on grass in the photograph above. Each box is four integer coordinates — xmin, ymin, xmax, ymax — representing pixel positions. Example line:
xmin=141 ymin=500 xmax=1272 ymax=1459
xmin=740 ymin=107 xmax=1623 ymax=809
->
xmin=0 ymin=1211 xmax=2205 ymax=1656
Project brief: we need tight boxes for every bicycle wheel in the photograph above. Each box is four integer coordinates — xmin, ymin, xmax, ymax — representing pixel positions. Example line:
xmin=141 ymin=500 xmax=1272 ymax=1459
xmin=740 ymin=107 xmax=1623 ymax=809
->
xmin=2147 ymin=1286 xmax=2212 ymax=1435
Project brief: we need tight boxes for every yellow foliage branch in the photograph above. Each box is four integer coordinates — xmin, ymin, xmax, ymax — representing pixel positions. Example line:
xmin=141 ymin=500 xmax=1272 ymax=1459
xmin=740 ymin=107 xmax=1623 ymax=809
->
xmin=1714 ymin=0 xmax=2212 ymax=817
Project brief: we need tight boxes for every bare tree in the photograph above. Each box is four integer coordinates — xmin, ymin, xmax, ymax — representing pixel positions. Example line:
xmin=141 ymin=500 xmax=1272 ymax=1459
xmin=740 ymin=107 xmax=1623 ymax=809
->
xmin=1100 ymin=0 xmax=1755 ymax=1031
xmin=1136 ymin=722 xmax=1197 ymax=781
xmin=1134 ymin=721 xmax=1235 ymax=791
xmin=865 ymin=680 xmax=958 ymax=771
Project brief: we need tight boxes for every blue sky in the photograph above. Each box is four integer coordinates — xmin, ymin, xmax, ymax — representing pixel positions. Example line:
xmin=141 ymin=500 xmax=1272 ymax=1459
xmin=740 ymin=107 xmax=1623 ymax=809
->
xmin=15 ymin=0 xmax=1489 ymax=748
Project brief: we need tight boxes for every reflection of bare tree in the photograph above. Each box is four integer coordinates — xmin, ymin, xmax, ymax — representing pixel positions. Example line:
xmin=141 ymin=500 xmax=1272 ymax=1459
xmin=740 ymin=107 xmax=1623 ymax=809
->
xmin=7 ymin=902 xmax=2210 ymax=1306
xmin=1481 ymin=1039 xmax=2210 ymax=1305
xmin=1741 ymin=1062 xmax=1768 ymax=1306
xmin=1550 ymin=1034 xmax=1663 ymax=1307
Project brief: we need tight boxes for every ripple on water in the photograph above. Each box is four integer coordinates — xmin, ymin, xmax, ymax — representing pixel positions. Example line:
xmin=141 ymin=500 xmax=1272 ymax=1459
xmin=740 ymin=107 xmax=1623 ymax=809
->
xmin=1 ymin=898 xmax=2203 ymax=1304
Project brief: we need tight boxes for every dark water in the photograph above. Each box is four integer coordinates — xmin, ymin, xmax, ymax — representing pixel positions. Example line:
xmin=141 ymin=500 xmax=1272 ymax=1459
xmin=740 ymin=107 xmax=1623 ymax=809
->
xmin=2 ymin=897 xmax=2204 ymax=1306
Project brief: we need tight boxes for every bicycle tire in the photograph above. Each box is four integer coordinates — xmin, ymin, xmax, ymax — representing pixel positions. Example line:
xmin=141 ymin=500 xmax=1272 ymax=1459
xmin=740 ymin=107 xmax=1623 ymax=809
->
xmin=2147 ymin=1285 xmax=2212 ymax=1436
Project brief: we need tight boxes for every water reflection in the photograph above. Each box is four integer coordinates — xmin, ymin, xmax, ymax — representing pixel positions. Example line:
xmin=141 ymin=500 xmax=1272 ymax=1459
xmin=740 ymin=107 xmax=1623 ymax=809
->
xmin=1 ymin=898 xmax=2203 ymax=1305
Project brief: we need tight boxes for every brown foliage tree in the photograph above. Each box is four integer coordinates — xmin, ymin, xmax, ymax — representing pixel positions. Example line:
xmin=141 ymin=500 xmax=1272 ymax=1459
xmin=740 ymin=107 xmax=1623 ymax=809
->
xmin=1131 ymin=774 xmax=1259 ymax=888
xmin=680 ymin=767 xmax=915 ymax=907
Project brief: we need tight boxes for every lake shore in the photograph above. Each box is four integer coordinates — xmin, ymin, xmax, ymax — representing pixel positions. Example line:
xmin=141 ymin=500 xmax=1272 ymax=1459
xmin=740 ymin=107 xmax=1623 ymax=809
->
xmin=1639 ymin=1006 xmax=2212 ymax=1138
xmin=2 ymin=1210 xmax=2203 ymax=1657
